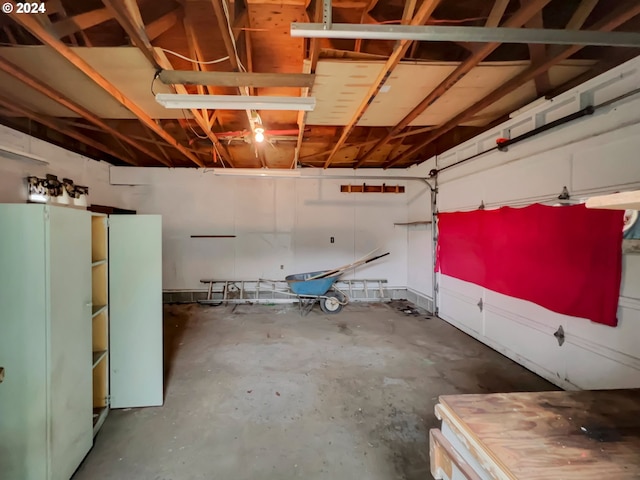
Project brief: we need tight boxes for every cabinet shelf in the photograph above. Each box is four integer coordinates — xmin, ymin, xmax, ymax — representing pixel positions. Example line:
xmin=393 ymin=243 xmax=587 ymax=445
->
xmin=92 ymin=305 xmax=107 ymax=318
xmin=93 ymin=407 xmax=109 ymax=436
xmin=92 ymin=259 xmax=106 ymax=267
xmin=92 ymin=350 xmax=107 ymax=369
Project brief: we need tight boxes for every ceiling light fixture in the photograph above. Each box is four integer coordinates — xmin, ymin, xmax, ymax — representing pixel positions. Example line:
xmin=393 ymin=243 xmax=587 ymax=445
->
xmin=155 ymin=94 xmax=316 ymax=111
xmin=289 ymin=24 xmax=640 ymax=48
xmin=254 ymin=127 xmax=265 ymax=143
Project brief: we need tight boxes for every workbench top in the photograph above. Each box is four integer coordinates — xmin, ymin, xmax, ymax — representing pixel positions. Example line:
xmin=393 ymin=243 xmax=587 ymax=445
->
xmin=436 ymin=389 xmax=640 ymax=480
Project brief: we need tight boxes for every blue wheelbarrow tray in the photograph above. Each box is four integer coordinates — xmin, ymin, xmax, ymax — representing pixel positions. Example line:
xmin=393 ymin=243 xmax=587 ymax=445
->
xmin=285 ymin=270 xmax=340 ymax=296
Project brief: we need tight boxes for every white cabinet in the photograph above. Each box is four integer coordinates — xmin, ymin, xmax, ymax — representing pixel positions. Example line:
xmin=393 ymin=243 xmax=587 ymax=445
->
xmin=0 ymin=205 xmax=163 ymax=480
xmin=0 ymin=205 xmax=92 ymax=480
xmin=109 ymin=215 xmax=163 ymax=408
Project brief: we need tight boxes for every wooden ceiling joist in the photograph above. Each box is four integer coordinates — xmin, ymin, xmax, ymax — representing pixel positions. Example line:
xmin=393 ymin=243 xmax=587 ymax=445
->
xmin=210 ymin=0 xmax=240 ymax=72
xmin=209 ymin=0 xmax=254 ymax=135
xmin=322 ymin=0 xmax=443 ymax=168
xmin=383 ymin=0 xmax=640 ymax=168
xmin=0 ymin=94 xmax=135 ymax=164
xmin=294 ymin=0 xmax=324 ymax=168
xmin=354 ymin=0 xmax=553 ymax=168
xmin=7 ymin=2 xmax=206 ymax=167
xmin=158 ymin=70 xmax=316 ymax=88
xmin=298 ymin=125 xmax=435 ymax=162
xmin=0 ymin=54 xmax=167 ymax=166
xmin=526 ymin=11 xmax=552 ymax=96
xmin=101 ymin=0 xmax=234 ymax=167
xmin=50 ymin=7 xmax=112 ymax=40
xmin=146 ymin=7 xmax=182 ymax=41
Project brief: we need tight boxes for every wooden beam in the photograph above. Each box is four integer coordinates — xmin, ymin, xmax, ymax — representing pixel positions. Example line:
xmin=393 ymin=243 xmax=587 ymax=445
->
xmin=308 ymin=0 xmax=324 ymax=72
xmin=50 ymin=8 xmax=112 ymax=40
xmin=210 ymin=0 xmax=240 ymax=71
xmin=354 ymin=0 xmax=550 ymax=168
xmin=383 ymin=1 xmax=640 ymax=168
xmin=298 ymin=125 xmax=435 ymax=162
xmin=0 ymin=94 xmax=136 ymax=164
xmin=9 ymin=2 xmax=205 ymax=167
xmin=322 ymin=0 xmax=442 ymax=168
xmin=142 ymin=125 xmax=173 ymax=164
xmin=159 ymin=70 xmax=316 ymax=88
xmin=102 ymin=0 xmax=158 ymax=67
xmin=232 ymin=8 xmax=248 ymax=42
xmin=147 ymin=7 xmax=182 ymax=41
xmin=207 ymin=0 xmax=253 ymax=135
xmin=0 ymin=54 xmax=168 ymax=165
xmin=526 ymin=11 xmax=552 ymax=96
xmin=566 ymin=0 xmax=599 ymax=30
xmin=102 ymin=0 xmax=235 ymax=166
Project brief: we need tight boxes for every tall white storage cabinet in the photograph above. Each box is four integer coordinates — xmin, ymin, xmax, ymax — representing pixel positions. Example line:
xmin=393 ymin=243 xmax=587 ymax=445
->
xmin=0 ymin=206 xmax=163 ymax=480
xmin=0 ymin=205 xmax=93 ymax=480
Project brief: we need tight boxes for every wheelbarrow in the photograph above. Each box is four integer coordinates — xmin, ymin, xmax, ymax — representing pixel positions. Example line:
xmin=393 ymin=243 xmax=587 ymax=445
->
xmin=285 ymin=271 xmax=348 ymax=315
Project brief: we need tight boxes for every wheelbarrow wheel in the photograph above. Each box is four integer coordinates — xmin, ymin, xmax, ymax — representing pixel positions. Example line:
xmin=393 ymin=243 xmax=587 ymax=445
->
xmin=320 ymin=292 xmax=345 ymax=314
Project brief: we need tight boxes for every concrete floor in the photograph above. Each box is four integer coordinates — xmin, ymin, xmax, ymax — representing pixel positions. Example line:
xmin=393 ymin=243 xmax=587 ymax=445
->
xmin=74 ymin=301 xmax=555 ymax=480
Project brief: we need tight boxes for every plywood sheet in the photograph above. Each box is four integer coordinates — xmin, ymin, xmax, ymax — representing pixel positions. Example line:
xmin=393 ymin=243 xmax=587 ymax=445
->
xmin=0 ymin=46 xmax=181 ymax=119
xmin=409 ymin=62 xmax=530 ymax=127
xmin=308 ymin=59 xmax=596 ymax=129
xmin=306 ymin=60 xmax=385 ymax=126
xmin=359 ymin=62 xmax=458 ymax=127
xmin=249 ymin=5 xmax=305 ymax=126
xmin=439 ymin=389 xmax=640 ymax=480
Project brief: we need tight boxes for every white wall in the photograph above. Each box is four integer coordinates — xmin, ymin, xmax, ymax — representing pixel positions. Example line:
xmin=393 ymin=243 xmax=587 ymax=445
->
xmin=428 ymin=56 xmax=640 ymax=390
xmin=0 ymin=125 xmax=132 ymax=209
xmin=110 ymin=168 xmax=416 ymax=291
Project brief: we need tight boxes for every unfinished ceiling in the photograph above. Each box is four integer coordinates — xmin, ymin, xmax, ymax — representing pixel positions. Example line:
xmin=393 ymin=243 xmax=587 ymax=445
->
xmin=0 ymin=0 xmax=638 ymax=169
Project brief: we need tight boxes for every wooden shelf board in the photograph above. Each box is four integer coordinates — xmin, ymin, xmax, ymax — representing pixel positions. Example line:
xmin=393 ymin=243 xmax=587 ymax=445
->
xmin=92 ymin=304 xmax=107 ymax=318
xmin=586 ymin=190 xmax=640 ymax=210
xmin=92 ymin=350 xmax=108 ymax=369
xmin=394 ymin=220 xmax=432 ymax=226
xmin=92 ymin=259 xmax=107 ymax=267
xmin=93 ymin=406 xmax=109 ymax=436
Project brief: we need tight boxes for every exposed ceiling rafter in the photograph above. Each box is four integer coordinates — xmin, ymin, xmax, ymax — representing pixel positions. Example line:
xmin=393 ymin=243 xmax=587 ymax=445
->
xmin=383 ymin=0 xmax=640 ymax=168
xmin=50 ymin=5 xmax=111 ymax=43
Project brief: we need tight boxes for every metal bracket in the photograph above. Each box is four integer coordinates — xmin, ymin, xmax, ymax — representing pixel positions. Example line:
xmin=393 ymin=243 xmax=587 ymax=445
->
xmin=322 ymin=0 xmax=332 ymax=30
xmin=558 ymin=186 xmax=571 ymax=200
xmin=477 ymin=298 xmax=483 ymax=312
xmin=553 ymin=325 xmax=565 ymax=346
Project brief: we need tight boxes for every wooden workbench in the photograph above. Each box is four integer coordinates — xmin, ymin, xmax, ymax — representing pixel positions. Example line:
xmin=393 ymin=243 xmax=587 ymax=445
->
xmin=430 ymin=389 xmax=640 ymax=480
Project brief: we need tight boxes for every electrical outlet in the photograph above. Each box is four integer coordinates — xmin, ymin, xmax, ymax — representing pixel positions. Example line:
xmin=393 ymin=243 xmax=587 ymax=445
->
xmin=330 ymin=237 xmax=335 ymax=244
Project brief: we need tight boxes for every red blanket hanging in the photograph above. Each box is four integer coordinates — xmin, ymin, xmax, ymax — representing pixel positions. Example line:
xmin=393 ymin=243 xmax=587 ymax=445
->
xmin=436 ymin=204 xmax=624 ymax=326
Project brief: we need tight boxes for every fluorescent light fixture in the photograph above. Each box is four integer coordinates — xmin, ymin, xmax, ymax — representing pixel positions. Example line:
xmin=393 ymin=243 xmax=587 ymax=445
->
xmin=290 ymin=24 xmax=640 ymax=48
xmin=210 ymin=168 xmax=301 ymax=178
xmin=0 ymin=145 xmax=49 ymax=166
xmin=155 ymin=94 xmax=316 ymax=111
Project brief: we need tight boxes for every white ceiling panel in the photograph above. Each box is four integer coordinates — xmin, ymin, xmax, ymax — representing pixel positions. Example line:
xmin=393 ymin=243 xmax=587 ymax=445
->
xmin=0 ymin=46 xmax=182 ymax=119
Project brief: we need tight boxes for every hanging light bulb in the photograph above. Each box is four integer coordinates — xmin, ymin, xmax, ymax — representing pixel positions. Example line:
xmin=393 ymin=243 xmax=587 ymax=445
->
xmin=254 ymin=127 xmax=265 ymax=143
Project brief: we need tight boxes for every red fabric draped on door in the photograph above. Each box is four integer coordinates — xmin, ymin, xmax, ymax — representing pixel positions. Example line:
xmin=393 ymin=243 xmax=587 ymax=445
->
xmin=436 ymin=204 xmax=624 ymax=326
